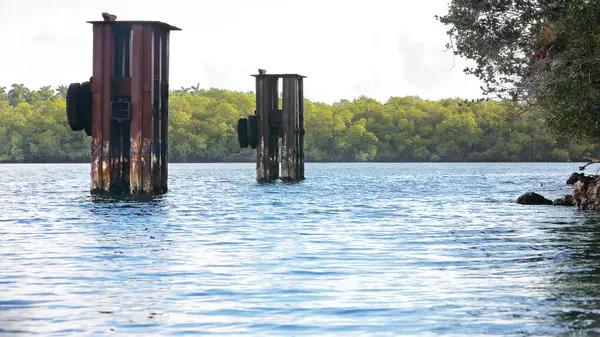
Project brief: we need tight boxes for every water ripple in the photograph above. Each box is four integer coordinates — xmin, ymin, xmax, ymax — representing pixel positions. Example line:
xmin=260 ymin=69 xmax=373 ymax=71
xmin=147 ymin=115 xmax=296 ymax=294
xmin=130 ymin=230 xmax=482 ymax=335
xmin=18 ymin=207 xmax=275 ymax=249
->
xmin=0 ymin=162 xmax=598 ymax=335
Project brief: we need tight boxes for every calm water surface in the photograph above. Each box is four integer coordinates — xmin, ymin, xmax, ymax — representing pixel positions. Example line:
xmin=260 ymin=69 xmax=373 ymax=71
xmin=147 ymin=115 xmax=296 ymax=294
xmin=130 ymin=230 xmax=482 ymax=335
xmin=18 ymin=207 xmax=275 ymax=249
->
xmin=1 ymin=162 xmax=600 ymax=336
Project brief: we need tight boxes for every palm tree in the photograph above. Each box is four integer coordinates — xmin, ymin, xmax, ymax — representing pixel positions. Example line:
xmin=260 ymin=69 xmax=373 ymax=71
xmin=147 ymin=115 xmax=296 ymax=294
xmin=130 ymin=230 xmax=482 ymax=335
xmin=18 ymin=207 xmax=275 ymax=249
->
xmin=8 ymin=84 xmax=30 ymax=107
xmin=55 ymin=85 xmax=68 ymax=99
xmin=37 ymin=86 xmax=55 ymax=101
xmin=171 ymin=86 xmax=190 ymax=96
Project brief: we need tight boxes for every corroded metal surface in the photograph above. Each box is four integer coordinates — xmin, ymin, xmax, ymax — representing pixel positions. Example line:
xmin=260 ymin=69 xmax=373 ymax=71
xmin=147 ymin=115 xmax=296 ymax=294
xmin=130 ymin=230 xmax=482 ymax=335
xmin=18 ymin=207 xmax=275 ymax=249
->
xmin=253 ymin=72 xmax=305 ymax=183
xmin=101 ymin=141 xmax=111 ymax=192
xmin=267 ymin=78 xmax=279 ymax=181
xmin=91 ymin=24 xmax=104 ymax=192
xmin=91 ymin=137 xmax=102 ymax=192
xmin=160 ymin=32 xmax=170 ymax=193
xmin=101 ymin=24 xmax=114 ymax=193
xmin=152 ymin=29 xmax=162 ymax=193
xmin=129 ymin=24 xmax=143 ymax=193
xmin=255 ymin=76 xmax=267 ymax=181
xmin=255 ymin=76 xmax=280 ymax=182
xmin=298 ymin=77 xmax=305 ymax=180
xmin=86 ymin=20 xmax=176 ymax=195
xmin=141 ymin=25 xmax=154 ymax=193
xmin=129 ymin=134 xmax=142 ymax=192
xmin=280 ymin=77 xmax=298 ymax=182
xmin=268 ymin=126 xmax=279 ymax=181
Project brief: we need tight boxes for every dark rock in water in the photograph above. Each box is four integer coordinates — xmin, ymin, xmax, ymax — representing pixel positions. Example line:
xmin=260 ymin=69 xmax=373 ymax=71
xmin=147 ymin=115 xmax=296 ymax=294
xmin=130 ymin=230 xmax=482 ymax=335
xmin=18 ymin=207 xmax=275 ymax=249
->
xmin=553 ymin=195 xmax=574 ymax=206
xmin=516 ymin=192 xmax=553 ymax=205
xmin=567 ymin=172 xmax=586 ymax=185
xmin=573 ymin=176 xmax=600 ymax=210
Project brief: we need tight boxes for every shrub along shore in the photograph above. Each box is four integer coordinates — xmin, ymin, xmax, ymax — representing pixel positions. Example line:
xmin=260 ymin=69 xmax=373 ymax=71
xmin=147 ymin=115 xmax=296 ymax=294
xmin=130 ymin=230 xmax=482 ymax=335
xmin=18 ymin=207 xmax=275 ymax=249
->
xmin=1 ymin=84 xmax=599 ymax=163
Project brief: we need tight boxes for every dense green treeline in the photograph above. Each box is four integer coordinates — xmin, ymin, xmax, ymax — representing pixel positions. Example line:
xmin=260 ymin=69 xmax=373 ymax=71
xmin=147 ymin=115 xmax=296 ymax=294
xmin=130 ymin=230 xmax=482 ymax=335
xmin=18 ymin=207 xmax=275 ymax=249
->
xmin=0 ymin=84 xmax=598 ymax=163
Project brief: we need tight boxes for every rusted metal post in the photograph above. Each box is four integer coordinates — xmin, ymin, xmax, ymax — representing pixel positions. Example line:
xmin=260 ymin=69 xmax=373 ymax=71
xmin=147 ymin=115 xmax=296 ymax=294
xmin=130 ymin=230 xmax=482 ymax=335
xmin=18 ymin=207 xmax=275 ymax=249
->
xmin=254 ymin=75 xmax=280 ymax=182
xmin=159 ymin=32 xmax=170 ymax=192
xmin=297 ymin=77 xmax=305 ymax=180
xmin=238 ymin=70 xmax=306 ymax=183
xmin=65 ymin=19 xmax=180 ymax=195
xmin=281 ymin=76 xmax=303 ymax=182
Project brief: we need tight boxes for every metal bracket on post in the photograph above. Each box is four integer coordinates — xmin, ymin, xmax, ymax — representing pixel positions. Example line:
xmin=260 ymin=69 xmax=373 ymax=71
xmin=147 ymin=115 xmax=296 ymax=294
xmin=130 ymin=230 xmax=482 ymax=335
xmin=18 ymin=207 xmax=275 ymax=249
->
xmin=110 ymin=101 xmax=131 ymax=121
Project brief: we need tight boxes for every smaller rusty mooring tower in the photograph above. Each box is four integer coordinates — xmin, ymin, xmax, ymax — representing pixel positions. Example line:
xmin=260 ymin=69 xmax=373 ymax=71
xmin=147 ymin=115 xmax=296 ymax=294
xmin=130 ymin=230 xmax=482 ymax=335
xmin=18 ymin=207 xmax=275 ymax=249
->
xmin=66 ymin=17 xmax=180 ymax=195
xmin=237 ymin=70 xmax=306 ymax=183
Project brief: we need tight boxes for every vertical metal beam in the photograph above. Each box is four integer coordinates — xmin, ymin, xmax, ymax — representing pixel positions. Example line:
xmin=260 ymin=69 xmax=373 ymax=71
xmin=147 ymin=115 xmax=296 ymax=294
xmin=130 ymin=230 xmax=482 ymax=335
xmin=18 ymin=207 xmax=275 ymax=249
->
xmin=130 ymin=24 xmax=143 ymax=193
xmin=256 ymin=76 xmax=280 ymax=182
xmin=160 ymin=31 xmax=170 ymax=193
xmin=91 ymin=24 xmax=104 ymax=193
xmin=268 ymin=123 xmax=279 ymax=181
xmin=256 ymin=76 xmax=268 ymax=181
xmin=268 ymin=78 xmax=279 ymax=181
xmin=110 ymin=28 xmax=128 ymax=193
xmin=298 ymin=77 xmax=305 ymax=180
xmin=110 ymin=29 xmax=122 ymax=192
xmin=101 ymin=25 xmax=114 ymax=192
xmin=281 ymin=77 xmax=299 ymax=182
xmin=152 ymin=28 xmax=162 ymax=193
xmin=121 ymin=29 xmax=132 ymax=191
xmin=140 ymin=24 xmax=154 ymax=193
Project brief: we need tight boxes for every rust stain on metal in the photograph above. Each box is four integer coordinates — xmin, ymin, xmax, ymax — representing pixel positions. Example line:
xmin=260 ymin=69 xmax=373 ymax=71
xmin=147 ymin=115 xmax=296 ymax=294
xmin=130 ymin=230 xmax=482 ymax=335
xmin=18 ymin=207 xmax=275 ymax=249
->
xmin=152 ymin=29 xmax=162 ymax=193
xmin=141 ymin=24 xmax=154 ymax=194
xmin=130 ymin=134 xmax=142 ymax=192
xmin=280 ymin=77 xmax=299 ymax=182
xmin=129 ymin=23 xmax=143 ymax=194
xmin=160 ymin=32 xmax=170 ymax=192
xmin=141 ymin=139 xmax=152 ymax=193
xmin=101 ymin=24 xmax=114 ymax=193
xmin=91 ymin=137 xmax=102 ymax=191
xmin=101 ymin=141 xmax=111 ymax=192
xmin=83 ymin=20 xmax=178 ymax=195
xmin=298 ymin=77 xmax=305 ymax=180
xmin=91 ymin=24 xmax=104 ymax=192
xmin=252 ymin=72 xmax=305 ymax=183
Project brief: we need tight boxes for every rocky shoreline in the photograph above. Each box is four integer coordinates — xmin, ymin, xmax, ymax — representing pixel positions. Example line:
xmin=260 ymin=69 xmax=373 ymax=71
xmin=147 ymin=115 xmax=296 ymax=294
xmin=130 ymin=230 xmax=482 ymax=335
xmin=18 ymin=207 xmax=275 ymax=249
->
xmin=517 ymin=172 xmax=599 ymax=210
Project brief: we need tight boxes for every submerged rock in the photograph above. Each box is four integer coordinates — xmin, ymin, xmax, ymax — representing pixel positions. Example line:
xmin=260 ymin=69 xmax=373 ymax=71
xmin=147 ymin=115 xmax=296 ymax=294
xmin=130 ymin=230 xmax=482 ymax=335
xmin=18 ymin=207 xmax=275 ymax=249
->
xmin=553 ymin=195 xmax=574 ymax=206
xmin=516 ymin=192 xmax=553 ymax=205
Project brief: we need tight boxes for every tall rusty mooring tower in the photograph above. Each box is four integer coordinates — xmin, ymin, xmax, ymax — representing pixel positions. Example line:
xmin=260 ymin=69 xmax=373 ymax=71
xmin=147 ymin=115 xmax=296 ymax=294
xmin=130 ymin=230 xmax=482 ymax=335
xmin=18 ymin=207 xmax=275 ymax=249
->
xmin=237 ymin=70 xmax=306 ymax=183
xmin=66 ymin=17 xmax=180 ymax=195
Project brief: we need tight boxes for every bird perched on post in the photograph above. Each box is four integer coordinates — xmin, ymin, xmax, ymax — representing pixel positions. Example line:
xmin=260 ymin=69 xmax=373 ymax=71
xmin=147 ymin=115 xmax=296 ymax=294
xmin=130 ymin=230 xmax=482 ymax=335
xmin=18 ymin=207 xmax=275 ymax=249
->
xmin=258 ymin=69 xmax=266 ymax=75
xmin=102 ymin=12 xmax=117 ymax=22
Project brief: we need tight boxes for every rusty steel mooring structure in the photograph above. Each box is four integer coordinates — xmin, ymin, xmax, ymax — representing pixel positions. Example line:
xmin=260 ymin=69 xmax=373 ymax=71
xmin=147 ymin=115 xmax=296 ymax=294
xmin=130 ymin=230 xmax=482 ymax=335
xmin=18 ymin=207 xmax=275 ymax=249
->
xmin=237 ymin=70 xmax=306 ymax=183
xmin=66 ymin=18 xmax=180 ymax=194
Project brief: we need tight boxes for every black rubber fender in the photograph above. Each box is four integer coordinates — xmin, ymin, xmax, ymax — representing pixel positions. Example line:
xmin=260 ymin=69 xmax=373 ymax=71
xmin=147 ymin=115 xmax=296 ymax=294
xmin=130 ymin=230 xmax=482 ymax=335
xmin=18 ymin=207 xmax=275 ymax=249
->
xmin=237 ymin=118 xmax=249 ymax=148
xmin=77 ymin=82 xmax=92 ymax=136
xmin=84 ymin=123 xmax=92 ymax=136
xmin=247 ymin=115 xmax=259 ymax=149
xmin=77 ymin=82 xmax=93 ymax=136
xmin=66 ymin=82 xmax=83 ymax=131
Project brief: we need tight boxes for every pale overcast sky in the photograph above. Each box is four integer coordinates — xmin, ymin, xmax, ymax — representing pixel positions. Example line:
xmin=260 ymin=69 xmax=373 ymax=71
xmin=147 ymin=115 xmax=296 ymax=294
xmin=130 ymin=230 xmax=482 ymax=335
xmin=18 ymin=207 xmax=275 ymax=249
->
xmin=0 ymin=0 xmax=485 ymax=103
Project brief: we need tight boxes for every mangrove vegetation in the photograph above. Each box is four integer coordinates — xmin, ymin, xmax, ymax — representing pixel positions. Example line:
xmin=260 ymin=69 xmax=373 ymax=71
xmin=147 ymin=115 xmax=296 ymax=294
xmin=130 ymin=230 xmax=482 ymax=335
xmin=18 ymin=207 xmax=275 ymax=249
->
xmin=0 ymin=84 xmax=598 ymax=163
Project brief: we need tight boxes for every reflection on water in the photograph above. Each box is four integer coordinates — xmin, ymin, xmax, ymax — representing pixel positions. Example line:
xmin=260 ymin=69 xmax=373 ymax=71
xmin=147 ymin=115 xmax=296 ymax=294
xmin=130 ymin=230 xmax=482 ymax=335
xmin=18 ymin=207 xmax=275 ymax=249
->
xmin=2 ymin=162 xmax=600 ymax=335
xmin=541 ymin=217 xmax=600 ymax=333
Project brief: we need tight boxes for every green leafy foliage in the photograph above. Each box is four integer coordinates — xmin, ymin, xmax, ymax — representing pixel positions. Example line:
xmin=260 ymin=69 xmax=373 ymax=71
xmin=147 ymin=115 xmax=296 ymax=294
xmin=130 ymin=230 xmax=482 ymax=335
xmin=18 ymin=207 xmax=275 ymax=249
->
xmin=436 ymin=0 xmax=600 ymax=141
xmin=0 ymin=84 xmax=598 ymax=163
